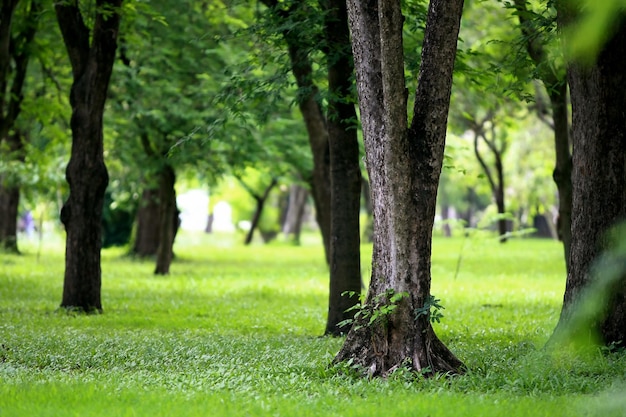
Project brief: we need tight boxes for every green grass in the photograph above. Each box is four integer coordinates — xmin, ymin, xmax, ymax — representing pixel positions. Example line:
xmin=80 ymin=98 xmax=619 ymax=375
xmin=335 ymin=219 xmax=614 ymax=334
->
xmin=1 ymin=232 xmax=625 ymax=416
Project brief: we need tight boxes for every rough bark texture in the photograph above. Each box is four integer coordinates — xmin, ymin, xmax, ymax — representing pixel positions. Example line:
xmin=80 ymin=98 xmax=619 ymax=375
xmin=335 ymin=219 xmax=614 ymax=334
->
xmin=513 ymin=0 xmax=572 ymax=269
xmin=552 ymin=6 xmax=626 ymax=346
xmin=323 ymin=0 xmax=363 ymax=336
xmin=56 ymin=0 xmax=122 ymax=312
xmin=0 ymin=0 xmax=38 ymax=253
xmin=335 ymin=0 xmax=465 ymax=376
xmin=260 ymin=0 xmax=331 ymax=264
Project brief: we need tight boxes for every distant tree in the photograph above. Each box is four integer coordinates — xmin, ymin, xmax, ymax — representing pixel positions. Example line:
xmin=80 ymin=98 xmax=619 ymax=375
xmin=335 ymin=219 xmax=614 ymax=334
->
xmin=333 ymin=0 xmax=465 ymax=376
xmin=551 ymin=1 xmax=626 ymax=347
xmin=56 ymin=0 xmax=122 ymax=312
xmin=0 ymin=0 xmax=40 ymax=253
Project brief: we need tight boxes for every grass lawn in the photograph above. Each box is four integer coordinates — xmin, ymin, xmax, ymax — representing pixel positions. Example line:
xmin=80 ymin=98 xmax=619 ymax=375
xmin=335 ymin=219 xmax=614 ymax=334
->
xmin=1 ymin=231 xmax=625 ymax=416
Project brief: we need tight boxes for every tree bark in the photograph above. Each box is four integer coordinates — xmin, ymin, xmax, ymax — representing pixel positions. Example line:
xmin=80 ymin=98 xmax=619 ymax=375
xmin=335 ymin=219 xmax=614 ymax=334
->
xmin=551 ymin=7 xmax=626 ymax=346
xmin=323 ymin=0 xmax=363 ymax=336
xmin=335 ymin=0 xmax=465 ymax=376
xmin=56 ymin=0 xmax=122 ymax=312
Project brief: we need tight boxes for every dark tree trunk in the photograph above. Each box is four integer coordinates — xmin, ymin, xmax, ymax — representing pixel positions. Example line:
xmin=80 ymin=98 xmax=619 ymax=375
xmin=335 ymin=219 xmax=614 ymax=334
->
xmin=323 ymin=0 xmax=363 ymax=336
xmin=335 ymin=0 xmax=465 ymax=376
xmin=241 ymin=177 xmax=278 ymax=245
xmin=56 ymin=0 xmax=122 ymax=312
xmin=154 ymin=164 xmax=177 ymax=275
xmin=260 ymin=0 xmax=332 ymax=264
xmin=132 ymin=188 xmax=160 ymax=257
xmin=551 ymin=7 xmax=626 ymax=346
xmin=0 ymin=133 xmax=24 ymax=253
xmin=0 ymin=0 xmax=39 ymax=253
xmin=513 ymin=0 xmax=572 ymax=269
xmin=282 ymin=184 xmax=308 ymax=244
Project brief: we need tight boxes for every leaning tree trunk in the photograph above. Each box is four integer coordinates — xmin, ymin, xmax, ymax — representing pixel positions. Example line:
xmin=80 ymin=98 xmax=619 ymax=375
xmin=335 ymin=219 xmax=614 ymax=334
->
xmin=324 ymin=0 xmax=363 ymax=336
xmin=56 ymin=0 xmax=122 ymax=312
xmin=551 ymin=9 xmax=626 ymax=346
xmin=335 ymin=0 xmax=465 ymax=376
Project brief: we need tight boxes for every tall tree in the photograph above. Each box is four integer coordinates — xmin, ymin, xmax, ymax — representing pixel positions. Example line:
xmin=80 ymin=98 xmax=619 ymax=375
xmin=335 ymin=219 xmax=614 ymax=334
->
xmin=56 ymin=0 xmax=122 ymax=311
xmin=259 ymin=0 xmax=332 ymax=265
xmin=511 ymin=0 xmax=572 ymax=269
xmin=323 ymin=0 xmax=362 ymax=336
xmin=334 ymin=0 xmax=465 ymax=376
xmin=551 ymin=1 xmax=626 ymax=347
xmin=0 ymin=0 xmax=39 ymax=253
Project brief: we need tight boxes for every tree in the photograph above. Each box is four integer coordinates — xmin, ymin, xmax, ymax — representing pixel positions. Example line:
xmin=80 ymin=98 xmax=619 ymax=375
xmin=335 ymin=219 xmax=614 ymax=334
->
xmin=510 ymin=0 xmax=572 ymax=268
xmin=551 ymin=1 xmax=626 ymax=347
xmin=56 ymin=0 xmax=122 ymax=312
xmin=323 ymin=0 xmax=362 ymax=336
xmin=333 ymin=0 xmax=465 ymax=376
xmin=0 ymin=0 xmax=40 ymax=253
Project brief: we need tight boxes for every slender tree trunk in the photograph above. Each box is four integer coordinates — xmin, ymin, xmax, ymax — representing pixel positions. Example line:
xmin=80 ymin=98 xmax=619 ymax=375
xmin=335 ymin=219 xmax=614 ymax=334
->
xmin=361 ymin=179 xmax=373 ymax=243
xmin=0 ymin=0 xmax=39 ymax=253
xmin=551 ymin=7 xmax=626 ymax=346
xmin=282 ymin=184 xmax=308 ymax=243
xmin=243 ymin=177 xmax=278 ymax=245
xmin=513 ymin=0 xmax=572 ymax=269
xmin=324 ymin=0 xmax=362 ymax=336
xmin=56 ymin=0 xmax=122 ymax=312
xmin=335 ymin=0 xmax=465 ymax=376
xmin=260 ymin=0 xmax=332 ymax=264
xmin=154 ymin=164 xmax=177 ymax=275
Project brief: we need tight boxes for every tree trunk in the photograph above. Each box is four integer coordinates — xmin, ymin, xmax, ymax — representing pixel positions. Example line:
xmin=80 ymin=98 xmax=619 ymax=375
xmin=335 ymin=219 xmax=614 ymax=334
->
xmin=282 ymin=184 xmax=308 ymax=244
xmin=154 ymin=164 xmax=177 ymax=275
xmin=260 ymin=0 xmax=332 ymax=264
xmin=551 ymin=8 xmax=626 ymax=346
xmin=56 ymin=0 xmax=121 ymax=312
xmin=243 ymin=177 xmax=278 ymax=245
xmin=361 ymin=179 xmax=373 ymax=243
xmin=0 ymin=133 xmax=24 ymax=253
xmin=513 ymin=0 xmax=572 ymax=269
xmin=132 ymin=188 xmax=160 ymax=257
xmin=324 ymin=0 xmax=363 ymax=336
xmin=0 ymin=0 xmax=39 ymax=253
xmin=335 ymin=0 xmax=465 ymax=376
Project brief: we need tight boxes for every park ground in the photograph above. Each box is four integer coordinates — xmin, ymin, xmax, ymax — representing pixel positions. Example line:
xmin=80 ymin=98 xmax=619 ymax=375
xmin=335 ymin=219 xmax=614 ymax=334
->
xmin=1 ymin=232 xmax=625 ymax=416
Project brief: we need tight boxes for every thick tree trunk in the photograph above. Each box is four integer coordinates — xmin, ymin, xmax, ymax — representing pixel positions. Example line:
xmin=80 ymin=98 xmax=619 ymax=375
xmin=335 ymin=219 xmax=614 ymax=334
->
xmin=335 ymin=0 xmax=465 ymax=376
xmin=56 ymin=0 xmax=121 ymax=312
xmin=132 ymin=188 xmax=160 ymax=257
xmin=552 ymin=10 xmax=626 ymax=346
xmin=154 ymin=164 xmax=177 ymax=275
xmin=324 ymin=0 xmax=362 ymax=336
